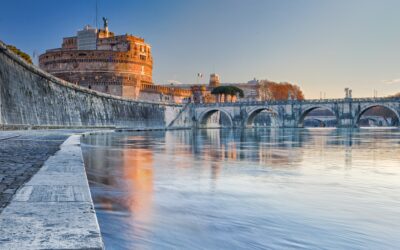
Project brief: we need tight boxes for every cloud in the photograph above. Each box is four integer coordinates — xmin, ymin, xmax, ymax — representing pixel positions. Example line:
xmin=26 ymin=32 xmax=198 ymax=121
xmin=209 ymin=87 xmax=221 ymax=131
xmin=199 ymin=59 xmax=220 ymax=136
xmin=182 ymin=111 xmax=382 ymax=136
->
xmin=382 ymin=78 xmax=400 ymax=84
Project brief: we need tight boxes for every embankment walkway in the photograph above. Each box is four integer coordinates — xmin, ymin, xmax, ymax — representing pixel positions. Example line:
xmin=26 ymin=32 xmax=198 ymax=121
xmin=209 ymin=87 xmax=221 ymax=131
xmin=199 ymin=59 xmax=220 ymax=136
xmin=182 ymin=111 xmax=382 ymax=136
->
xmin=0 ymin=130 xmax=104 ymax=249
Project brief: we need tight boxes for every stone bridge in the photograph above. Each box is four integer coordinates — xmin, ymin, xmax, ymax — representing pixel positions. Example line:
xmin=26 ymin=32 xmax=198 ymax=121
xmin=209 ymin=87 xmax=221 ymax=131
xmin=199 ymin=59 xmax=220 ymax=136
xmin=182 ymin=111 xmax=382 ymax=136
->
xmin=192 ymin=98 xmax=400 ymax=128
xmin=304 ymin=115 xmax=391 ymax=127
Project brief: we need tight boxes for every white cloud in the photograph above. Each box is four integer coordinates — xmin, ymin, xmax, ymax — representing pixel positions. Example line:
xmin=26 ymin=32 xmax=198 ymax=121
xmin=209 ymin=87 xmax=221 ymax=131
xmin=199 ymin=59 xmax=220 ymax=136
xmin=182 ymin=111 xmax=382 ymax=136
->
xmin=382 ymin=78 xmax=400 ymax=84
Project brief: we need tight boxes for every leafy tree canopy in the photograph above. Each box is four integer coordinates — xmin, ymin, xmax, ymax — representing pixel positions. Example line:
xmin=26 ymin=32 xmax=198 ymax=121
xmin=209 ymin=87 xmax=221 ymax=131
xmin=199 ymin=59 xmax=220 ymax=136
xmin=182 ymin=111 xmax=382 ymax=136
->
xmin=6 ymin=45 xmax=32 ymax=64
xmin=259 ymin=80 xmax=305 ymax=101
xmin=211 ymin=86 xmax=244 ymax=98
xmin=389 ymin=92 xmax=400 ymax=98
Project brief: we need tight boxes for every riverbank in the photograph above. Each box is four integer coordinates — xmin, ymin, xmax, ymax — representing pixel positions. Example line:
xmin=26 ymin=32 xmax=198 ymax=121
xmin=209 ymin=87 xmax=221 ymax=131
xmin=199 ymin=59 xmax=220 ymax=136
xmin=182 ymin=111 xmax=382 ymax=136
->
xmin=0 ymin=130 xmax=104 ymax=249
xmin=1 ymin=41 xmax=192 ymax=130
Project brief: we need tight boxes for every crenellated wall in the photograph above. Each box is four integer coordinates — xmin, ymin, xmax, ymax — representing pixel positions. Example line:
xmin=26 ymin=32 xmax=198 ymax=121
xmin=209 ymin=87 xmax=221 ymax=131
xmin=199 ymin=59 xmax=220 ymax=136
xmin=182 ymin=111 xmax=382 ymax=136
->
xmin=0 ymin=41 xmax=193 ymax=130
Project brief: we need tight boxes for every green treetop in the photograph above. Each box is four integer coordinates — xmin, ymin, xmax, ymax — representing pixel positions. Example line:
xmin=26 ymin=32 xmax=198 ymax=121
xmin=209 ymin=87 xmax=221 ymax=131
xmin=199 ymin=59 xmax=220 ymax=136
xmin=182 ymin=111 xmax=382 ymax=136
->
xmin=6 ymin=45 xmax=32 ymax=64
xmin=211 ymin=86 xmax=244 ymax=98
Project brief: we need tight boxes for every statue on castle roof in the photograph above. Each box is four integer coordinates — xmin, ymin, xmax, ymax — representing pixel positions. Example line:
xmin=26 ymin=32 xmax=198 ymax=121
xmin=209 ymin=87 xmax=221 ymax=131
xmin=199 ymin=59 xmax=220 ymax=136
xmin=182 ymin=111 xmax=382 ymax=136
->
xmin=102 ymin=17 xmax=108 ymax=29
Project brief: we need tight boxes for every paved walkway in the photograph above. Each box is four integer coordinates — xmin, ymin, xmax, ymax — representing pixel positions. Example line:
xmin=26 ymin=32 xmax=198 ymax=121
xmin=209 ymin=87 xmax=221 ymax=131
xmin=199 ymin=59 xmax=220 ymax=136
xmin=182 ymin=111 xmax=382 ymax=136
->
xmin=0 ymin=131 xmax=72 ymax=213
xmin=0 ymin=132 xmax=104 ymax=249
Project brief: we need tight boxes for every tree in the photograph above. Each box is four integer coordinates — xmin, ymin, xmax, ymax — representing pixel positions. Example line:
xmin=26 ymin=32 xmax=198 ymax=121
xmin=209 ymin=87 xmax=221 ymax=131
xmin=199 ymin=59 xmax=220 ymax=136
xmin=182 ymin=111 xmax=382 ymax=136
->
xmin=389 ymin=92 xmax=400 ymax=98
xmin=256 ymin=80 xmax=305 ymax=101
xmin=258 ymin=80 xmax=273 ymax=101
xmin=211 ymin=86 xmax=244 ymax=98
xmin=6 ymin=45 xmax=32 ymax=64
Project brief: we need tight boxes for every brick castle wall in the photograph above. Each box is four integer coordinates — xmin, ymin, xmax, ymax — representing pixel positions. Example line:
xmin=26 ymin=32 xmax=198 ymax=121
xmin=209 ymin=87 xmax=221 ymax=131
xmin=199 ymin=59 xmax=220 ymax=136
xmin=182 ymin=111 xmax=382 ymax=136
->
xmin=39 ymin=48 xmax=152 ymax=98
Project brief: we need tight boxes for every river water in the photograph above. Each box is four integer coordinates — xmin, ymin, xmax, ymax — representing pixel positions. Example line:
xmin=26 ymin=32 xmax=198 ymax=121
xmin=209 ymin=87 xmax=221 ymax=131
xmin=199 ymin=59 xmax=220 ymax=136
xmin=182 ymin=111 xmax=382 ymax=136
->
xmin=81 ymin=128 xmax=400 ymax=249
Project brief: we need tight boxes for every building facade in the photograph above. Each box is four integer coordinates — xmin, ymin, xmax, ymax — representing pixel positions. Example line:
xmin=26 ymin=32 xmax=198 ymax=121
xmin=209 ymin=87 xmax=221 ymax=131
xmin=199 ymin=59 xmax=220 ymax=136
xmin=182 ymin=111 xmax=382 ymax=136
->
xmin=39 ymin=20 xmax=154 ymax=99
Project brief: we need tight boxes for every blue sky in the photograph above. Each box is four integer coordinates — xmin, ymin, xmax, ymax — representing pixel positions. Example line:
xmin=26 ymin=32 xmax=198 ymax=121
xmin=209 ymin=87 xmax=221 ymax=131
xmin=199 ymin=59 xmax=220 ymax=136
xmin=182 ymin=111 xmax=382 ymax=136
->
xmin=1 ymin=0 xmax=400 ymax=98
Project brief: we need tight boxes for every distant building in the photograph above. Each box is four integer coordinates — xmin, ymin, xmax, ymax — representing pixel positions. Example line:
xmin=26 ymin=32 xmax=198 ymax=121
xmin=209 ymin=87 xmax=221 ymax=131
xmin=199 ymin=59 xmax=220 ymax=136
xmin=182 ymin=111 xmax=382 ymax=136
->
xmin=209 ymin=73 xmax=220 ymax=88
xmin=191 ymin=85 xmax=208 ymax=103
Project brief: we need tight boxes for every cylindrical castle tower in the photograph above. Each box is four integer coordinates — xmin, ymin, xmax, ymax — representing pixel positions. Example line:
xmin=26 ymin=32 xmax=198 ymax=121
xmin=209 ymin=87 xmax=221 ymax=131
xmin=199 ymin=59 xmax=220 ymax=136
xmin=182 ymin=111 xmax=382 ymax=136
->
xmin=39 ymin=20 xmax=153 ymax=99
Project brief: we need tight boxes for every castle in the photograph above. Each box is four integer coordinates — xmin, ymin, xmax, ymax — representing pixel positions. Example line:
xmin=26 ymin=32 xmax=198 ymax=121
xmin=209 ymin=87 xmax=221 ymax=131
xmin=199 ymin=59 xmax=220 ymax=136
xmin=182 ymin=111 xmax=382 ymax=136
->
xmin=39 ymin=18 xmax=191 ymax=103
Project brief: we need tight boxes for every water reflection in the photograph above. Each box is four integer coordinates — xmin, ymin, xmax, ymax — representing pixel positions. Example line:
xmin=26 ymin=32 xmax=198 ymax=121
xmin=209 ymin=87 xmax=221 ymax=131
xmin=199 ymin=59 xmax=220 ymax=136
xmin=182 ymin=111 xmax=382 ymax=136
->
xmin=189 ymin=129 xmax=308 ymax=166
xmin=122 ymin=146 xmax=153 ymax=236
xmin=83 ymin=134 xmax=156 ymax=248
xmin=82 ymin=128 xmax=400 ymax=249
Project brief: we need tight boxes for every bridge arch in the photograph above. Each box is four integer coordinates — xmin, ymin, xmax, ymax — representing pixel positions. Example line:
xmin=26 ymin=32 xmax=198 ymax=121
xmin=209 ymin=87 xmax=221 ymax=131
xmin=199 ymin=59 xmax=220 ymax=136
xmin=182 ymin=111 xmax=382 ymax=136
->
xmin=298 ymin=106 xmax=338 ymax=127
xmin=303 ymin=117 xmax=327 ymax=127
xmin=360 ymin=117 xmax=381 ymax=126
xmin=245 ymin=107 xmax=280 ymax=127
xmin=197 ymin=108 xmax=234 ymax=128
xmin=355 ymin=104 xmax=400 ymax=127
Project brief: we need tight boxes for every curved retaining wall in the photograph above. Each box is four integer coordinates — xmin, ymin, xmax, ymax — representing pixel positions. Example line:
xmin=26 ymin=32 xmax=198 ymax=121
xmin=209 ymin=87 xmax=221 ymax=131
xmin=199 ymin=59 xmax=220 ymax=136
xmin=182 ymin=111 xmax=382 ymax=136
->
xmin=0 ymin=41 xmax=192 ymax=130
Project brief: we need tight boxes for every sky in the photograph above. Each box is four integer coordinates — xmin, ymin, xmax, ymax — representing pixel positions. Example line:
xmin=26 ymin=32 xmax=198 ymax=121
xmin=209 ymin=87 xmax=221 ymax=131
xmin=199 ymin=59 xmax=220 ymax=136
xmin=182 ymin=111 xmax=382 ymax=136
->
xmin=1 ymin=0 xmax=400 ymax=99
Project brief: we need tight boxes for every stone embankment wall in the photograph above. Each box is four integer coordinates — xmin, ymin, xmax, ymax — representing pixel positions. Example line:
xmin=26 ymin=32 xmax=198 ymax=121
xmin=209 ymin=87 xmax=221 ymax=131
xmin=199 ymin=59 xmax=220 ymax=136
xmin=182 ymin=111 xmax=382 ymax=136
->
xmin=0 ymin=41 xmax=192 ymax=130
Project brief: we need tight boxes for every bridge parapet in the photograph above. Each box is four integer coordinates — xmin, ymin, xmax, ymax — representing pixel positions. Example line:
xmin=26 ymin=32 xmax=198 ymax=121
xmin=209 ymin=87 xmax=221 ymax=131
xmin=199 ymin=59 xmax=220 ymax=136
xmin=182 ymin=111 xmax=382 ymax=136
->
xmin=193 ymin=97 xmax=400 ymax=108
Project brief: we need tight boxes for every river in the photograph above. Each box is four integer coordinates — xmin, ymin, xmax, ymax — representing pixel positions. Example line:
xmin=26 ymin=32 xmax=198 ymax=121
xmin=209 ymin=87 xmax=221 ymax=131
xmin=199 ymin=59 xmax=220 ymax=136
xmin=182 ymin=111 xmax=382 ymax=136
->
xmin=81 ymin=128 xmax=400 ymax=249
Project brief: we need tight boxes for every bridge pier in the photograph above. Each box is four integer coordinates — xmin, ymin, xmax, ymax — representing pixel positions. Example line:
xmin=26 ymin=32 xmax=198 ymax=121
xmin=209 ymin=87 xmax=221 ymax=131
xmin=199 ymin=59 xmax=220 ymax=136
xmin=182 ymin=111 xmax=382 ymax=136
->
xmin=338 ymin=118 xmax=354 ymax=128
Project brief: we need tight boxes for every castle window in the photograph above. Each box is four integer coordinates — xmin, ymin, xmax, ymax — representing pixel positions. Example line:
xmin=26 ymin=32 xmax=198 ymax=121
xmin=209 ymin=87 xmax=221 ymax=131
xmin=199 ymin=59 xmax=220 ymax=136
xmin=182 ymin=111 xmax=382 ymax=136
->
xmin=140 ymin=55 xmax=146 ymax=60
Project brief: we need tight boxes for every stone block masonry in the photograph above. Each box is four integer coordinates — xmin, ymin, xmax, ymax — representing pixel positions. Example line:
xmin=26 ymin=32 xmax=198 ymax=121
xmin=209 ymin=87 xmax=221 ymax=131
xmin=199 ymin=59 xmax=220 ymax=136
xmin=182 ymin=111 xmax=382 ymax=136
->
xmin=0 ymin=40 xmax=193 ymax=130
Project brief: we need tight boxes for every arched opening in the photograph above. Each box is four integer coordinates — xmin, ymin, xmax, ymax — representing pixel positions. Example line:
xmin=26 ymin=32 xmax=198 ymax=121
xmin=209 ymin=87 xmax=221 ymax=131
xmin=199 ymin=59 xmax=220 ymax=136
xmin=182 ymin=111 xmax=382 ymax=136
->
xmin=299 ymin=107 xmax=337 ymax=128
xmin=198 ymin=109 xmax=233 ymax=128
xmin=356 ymin=105 xmax=399 ymax=127
xmin=246 ymin=108 xmax=279 ymax=127
xmin=304 ymin=118 xmax=326 ymax=128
